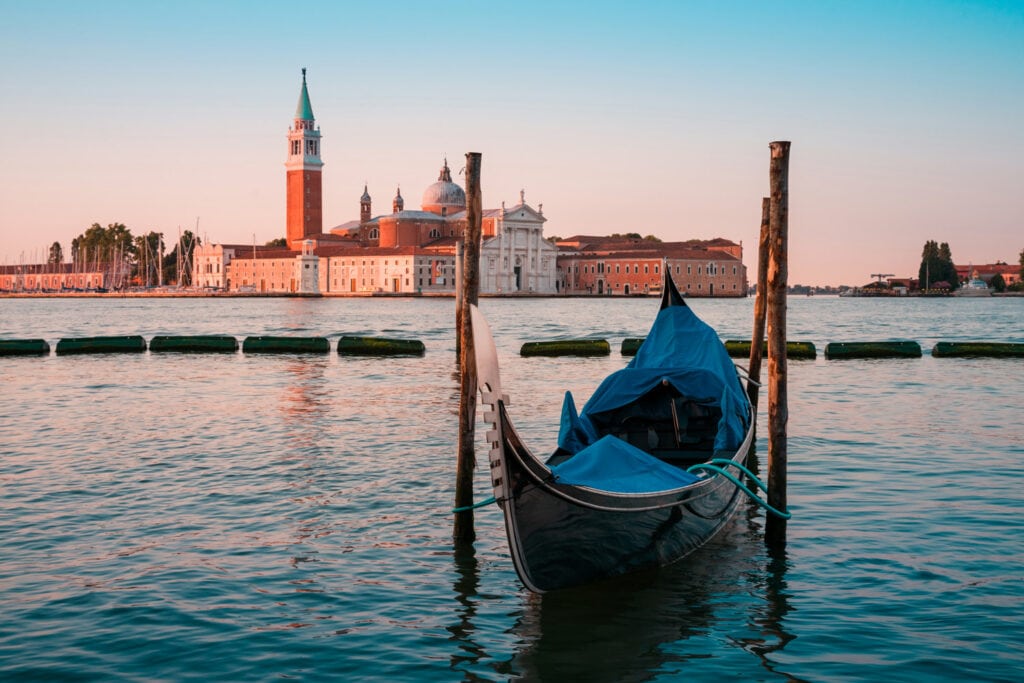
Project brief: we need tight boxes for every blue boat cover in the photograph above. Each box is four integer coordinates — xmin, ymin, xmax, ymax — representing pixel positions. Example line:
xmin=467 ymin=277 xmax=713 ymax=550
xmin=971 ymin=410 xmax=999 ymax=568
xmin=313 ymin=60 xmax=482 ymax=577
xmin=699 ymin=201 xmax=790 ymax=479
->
xmin=554 ymin=304 xmax=750 ymax=492
xmin=551 ymin=435 xmax=700 ymax=492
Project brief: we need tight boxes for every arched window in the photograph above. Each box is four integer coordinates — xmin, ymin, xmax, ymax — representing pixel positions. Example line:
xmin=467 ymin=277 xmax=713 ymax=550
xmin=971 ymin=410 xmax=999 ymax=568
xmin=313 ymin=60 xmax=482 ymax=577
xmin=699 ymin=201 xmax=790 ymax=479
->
xmin=429 ymin=228 xmax=441 ymax=239
xmin=368 ymin=228 xmax=379 ymax=240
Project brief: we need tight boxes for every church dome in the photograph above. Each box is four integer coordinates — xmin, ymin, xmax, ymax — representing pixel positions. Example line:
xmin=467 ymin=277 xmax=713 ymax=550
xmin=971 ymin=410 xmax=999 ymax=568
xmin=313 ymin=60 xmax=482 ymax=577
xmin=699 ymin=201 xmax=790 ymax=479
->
xmin=421 ymin=158 xmax=465 ymax=215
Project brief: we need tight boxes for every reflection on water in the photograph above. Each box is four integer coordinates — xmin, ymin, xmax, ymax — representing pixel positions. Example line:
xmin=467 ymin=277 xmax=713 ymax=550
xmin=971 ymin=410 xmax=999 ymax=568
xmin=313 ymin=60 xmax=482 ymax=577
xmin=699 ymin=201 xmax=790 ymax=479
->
xmin=502 ymin=502 xmax=798 ymax=682
xmin=738 ymin=542 xmax=802 ymax=681
xmin=281 ymin=357 xmax=331 ymax=420
xmin=447 ymin=543 xmax=485 ymax=676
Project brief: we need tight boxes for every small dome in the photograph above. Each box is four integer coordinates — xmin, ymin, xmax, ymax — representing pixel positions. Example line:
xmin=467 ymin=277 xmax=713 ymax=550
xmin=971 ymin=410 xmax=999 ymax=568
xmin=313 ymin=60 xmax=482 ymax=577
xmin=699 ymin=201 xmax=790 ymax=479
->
xmin=421 ymin=159 xmax=465 ymax=214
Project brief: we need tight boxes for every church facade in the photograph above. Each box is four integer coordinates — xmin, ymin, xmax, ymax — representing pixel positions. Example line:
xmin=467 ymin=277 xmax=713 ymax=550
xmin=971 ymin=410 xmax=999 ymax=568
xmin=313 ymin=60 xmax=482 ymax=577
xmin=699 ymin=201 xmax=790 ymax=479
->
xmin=192 ymin=71 xmax=557 ymax=295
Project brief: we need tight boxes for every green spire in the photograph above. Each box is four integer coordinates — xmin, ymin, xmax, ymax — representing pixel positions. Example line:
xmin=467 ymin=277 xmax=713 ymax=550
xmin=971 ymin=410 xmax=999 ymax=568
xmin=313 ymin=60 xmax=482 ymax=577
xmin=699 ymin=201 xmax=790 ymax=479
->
xmin=295 ymin=68 xmax=314 ymax=121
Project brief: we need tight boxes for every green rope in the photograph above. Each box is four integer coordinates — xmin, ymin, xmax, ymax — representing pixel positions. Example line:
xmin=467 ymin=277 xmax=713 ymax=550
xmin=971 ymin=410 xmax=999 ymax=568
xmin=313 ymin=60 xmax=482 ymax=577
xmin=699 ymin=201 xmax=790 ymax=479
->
xmin=707 ymin=458 xmax=768 ymax=494
xmin=452 ymin=496 xmax=496 ymax=513
xmin=687 ymin=461 xmax=792 ymax=520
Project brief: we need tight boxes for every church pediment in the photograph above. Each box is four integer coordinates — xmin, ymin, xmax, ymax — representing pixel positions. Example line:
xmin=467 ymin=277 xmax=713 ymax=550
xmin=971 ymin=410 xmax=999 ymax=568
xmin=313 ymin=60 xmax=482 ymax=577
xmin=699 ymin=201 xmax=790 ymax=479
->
xmin=501 ymin=203 xmax=546 ymax=224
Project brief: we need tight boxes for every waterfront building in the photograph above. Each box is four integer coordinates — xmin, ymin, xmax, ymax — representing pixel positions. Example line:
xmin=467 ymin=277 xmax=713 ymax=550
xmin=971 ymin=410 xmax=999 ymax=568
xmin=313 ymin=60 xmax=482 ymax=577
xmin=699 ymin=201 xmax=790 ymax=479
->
xmin=954 ymin=263 xmax=1020 ymax=288
xmin=0 ymin=262 xmax=123 ymax=292
xmin=188 ymin=69 xmax=744 ymax=297
xmin=556 ymin=236 xmax=747 ymax=296
xmin=193 ymin=70 xmax=557 ymax=295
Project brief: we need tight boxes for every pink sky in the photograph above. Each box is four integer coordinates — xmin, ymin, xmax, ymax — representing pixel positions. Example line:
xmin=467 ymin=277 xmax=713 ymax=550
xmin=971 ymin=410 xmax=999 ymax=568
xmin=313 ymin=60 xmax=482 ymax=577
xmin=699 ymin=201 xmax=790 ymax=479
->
xmin=1 ymin=2 xmax=1021 ymax=286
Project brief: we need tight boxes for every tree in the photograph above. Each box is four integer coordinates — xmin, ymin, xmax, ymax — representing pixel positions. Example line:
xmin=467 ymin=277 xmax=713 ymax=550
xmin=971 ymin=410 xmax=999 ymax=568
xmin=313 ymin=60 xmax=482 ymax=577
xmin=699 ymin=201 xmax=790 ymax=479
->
xmin=1019 ymin=248 xmax=1024 ymax=281
xmin=642 ymin=234 xmax=662 ymax=242
xmin=918 ymin=240 xmax=958 ymax=290
xmin=265 ymin=237 xmax=288 ymax=247
xmin=71 ymin=222 xmax=136 ymax=267
xmin=990 ymin=273 xmax=1006 ymax=292
xmin=48 ymin=241 xmax=63 ymax=265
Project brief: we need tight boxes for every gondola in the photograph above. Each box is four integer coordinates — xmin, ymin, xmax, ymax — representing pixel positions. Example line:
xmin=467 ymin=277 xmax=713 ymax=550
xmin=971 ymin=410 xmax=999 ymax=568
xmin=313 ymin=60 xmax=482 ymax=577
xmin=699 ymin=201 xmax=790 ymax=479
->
xmin=470 ymin=273 xmax=756 ymax=593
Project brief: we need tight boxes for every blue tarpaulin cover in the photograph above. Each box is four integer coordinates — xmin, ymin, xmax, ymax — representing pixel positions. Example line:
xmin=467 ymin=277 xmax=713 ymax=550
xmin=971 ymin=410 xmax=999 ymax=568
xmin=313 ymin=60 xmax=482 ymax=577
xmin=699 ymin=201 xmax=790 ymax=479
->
xmin=552 ymin=303 xmax=750 ymax=492
xmin=551 ymin=435 xmax=700 ymax=492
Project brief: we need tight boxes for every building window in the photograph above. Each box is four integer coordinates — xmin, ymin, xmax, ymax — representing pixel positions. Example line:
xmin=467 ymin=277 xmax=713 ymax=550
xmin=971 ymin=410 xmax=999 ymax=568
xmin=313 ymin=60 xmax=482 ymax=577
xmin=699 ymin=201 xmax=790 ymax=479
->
xmin=429 ymin=228 xmax=441 ymax=239
xmin=644 ymin=265 xmax=649 ymax=274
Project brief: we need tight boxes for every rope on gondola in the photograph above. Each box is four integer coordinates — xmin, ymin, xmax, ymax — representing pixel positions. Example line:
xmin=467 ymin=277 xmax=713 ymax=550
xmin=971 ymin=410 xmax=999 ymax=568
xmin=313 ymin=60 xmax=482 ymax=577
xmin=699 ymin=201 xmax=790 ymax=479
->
xmin=452 ymin=496 xmax=497 ymax=513
xmin=686 ymin=460 xmax=792 ymax=520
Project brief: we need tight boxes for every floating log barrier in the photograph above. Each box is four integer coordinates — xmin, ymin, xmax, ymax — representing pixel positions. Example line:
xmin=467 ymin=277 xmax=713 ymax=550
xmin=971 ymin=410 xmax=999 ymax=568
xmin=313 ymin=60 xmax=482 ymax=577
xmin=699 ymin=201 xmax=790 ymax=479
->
xmin=620 ymin=338 xmax=644 ymax=356
xmin=150 ymin=335 xmax=239 ymax=353
xmin=337 ymin=335 xmax=425 ymax=356
xmin=520 ymin=339 xmax=611 ymax=357
xmin=0 ymin=338 xmax=50 ymax=356
xmin=55 ymin=335 xmax=147 ymax=355
xmin=932 ymin=342 xmax=1024 ymax=358
xmin=725 ymin=340 xmax=816 ymax=359
xmin=242 ymin=336 xmax=330 ymax=354
xmin=824 ymin=341 xmax=922 ymax=360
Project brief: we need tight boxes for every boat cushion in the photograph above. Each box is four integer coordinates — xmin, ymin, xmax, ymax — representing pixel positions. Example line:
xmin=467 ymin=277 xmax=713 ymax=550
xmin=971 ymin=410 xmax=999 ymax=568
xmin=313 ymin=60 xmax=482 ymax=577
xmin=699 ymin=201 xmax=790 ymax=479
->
xmin=550 ymin=435 xmax=700 ymax=493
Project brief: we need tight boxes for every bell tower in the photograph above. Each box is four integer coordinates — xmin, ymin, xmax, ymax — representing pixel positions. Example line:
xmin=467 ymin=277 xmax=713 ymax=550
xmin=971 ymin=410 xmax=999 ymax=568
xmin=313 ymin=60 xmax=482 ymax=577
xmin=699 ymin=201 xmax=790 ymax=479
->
xmin=286 ymin=68 xmax=323 ymax=249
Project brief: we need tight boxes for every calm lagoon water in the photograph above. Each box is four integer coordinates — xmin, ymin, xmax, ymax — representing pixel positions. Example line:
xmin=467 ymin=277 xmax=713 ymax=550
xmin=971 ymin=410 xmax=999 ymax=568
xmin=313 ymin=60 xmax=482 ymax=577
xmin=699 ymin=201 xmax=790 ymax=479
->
xmin=1 ymin=295 xmax=1022 ymax=681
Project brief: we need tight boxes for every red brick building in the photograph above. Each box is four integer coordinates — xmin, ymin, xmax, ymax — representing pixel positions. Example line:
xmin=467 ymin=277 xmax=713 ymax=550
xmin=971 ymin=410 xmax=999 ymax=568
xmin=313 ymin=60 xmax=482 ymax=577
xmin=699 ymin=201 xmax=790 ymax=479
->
xmin=556 ymin=236 xmax=747 ymax=296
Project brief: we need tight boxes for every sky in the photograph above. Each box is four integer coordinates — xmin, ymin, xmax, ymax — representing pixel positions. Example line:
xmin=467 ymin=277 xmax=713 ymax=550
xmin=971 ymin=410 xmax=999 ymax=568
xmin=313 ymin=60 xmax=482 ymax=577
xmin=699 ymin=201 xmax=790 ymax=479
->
xmin=1 ymin=0 xmax=1021 ymax=286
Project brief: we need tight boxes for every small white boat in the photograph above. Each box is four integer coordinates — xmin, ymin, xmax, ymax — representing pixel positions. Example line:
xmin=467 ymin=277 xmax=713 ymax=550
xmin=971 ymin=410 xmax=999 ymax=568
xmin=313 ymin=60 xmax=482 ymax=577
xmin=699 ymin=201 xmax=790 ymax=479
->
xmin=956 ymin=278 xmax=991 ymax=297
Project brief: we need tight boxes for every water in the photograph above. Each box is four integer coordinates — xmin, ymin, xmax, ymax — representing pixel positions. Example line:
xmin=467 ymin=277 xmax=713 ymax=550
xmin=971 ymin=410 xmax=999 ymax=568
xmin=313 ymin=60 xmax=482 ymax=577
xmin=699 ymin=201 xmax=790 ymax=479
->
xmin=1 ymin=296 xmax=1022 ymax=682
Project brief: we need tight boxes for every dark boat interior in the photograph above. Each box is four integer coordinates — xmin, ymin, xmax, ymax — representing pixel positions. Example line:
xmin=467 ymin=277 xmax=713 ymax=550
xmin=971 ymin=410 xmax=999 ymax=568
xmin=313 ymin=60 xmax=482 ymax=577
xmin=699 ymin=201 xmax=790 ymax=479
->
xmin=548 ymin=380 xmax=722 ymax=470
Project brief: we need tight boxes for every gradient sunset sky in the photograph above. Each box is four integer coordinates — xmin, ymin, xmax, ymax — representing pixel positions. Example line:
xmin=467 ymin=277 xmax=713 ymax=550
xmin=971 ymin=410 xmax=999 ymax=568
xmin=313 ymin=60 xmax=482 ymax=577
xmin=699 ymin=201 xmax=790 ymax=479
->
xmin=1 ymin=0 xmax=1021 ymax=286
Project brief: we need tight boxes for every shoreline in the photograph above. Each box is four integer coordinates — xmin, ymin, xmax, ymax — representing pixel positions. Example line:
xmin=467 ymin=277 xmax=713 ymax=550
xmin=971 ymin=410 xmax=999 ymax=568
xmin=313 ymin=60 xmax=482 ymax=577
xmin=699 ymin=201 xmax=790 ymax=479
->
xmin=0 ymin=291 xmax=748 ymax=300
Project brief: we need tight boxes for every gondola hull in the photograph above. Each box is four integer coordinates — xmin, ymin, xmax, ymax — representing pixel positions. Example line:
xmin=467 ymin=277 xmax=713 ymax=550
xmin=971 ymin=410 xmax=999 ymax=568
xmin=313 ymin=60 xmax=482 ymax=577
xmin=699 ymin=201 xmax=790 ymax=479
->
xmin=495 ymin=402 xmax=754 ymax=593
xmin=470 ymin=274 xmax=755 ymax=593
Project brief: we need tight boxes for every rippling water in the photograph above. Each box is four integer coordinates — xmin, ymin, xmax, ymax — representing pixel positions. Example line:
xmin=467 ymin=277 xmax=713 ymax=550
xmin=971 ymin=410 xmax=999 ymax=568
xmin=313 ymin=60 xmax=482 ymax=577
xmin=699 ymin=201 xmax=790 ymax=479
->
xmin=1 ymin=296 xmax=1022 ymax=681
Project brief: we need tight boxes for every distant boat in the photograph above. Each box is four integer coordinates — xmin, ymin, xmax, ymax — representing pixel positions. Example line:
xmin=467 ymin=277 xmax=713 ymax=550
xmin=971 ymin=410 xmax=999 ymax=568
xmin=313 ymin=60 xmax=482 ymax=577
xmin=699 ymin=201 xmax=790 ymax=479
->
xmin=956 ymin=278 xmax=991 ymax=297
xmin=470 ymin=273 xmax=761 ymax=592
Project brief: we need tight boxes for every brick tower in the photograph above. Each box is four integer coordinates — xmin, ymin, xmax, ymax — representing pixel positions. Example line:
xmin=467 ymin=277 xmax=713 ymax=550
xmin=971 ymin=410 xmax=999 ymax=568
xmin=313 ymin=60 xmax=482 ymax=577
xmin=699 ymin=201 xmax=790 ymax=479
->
xmin=286 ymin=68 xmax=323 ymax=249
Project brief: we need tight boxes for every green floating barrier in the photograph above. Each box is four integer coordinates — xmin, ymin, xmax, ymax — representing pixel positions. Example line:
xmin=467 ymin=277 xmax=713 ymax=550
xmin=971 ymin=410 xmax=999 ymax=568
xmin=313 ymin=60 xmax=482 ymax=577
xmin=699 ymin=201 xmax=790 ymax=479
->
xmin=521 ymin=339 xmax=611 ymax=357
xmin=55 ymin=335 xmax=147 ymax=355
xmin=932 ymin=342 xmax=1024 ymax=358
xmin=0 ymin=338 xmax=51 ymax=356
xmin=150 ymin=335 xmax=239 ymax=353
xmin=825 ymin=341 xmax=922 ymax=360
xmin=337 ymin=336 xmax=425 ymax=356
xmin=621 ymin=338 xmax=645 ymax=356
xmin=242 ymin=336 xmax=330 ymax=354
xmin=724 ymin=340 xmax=817 ymax=359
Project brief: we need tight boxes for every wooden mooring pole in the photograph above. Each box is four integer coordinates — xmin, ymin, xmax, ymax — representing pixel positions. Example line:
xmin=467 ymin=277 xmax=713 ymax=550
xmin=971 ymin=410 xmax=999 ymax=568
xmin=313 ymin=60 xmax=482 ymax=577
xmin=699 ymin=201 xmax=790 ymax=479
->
xmin=454 ymin=152 xmax=482 ymax=543
xmin=766 ymin=141 xmax=790 ymax=546
xmin=747 ymin=197 xmax=770 ymax=410
xmin=455 ymin=240 xmax=464 ymax=358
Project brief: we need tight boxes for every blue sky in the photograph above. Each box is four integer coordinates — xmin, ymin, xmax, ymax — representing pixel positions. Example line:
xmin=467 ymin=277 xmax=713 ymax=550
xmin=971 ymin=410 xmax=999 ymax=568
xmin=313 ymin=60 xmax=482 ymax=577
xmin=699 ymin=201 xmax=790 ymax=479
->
xmin=1 ymin=0 xmax=1021 ymax=285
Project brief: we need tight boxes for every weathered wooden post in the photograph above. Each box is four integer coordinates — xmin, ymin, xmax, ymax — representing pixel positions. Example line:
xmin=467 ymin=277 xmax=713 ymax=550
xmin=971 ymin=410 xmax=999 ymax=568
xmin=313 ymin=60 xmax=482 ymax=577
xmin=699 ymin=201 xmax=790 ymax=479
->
xmin=454 ymin=152 xmax=482 ymax=542
xmin=455 ymin=240 xmax=464 ymax=357
xmin=766 ymin=141 xmax=790 ymax=545
xmin=747 ymin=197 xmax=770 ymax=410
